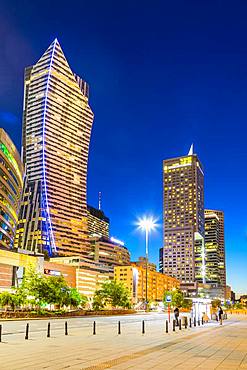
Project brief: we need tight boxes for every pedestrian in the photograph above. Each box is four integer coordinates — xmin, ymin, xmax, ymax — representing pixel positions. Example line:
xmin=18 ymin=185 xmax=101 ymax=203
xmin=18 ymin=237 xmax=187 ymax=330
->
xmin=174 ymin=307 xmax=179 ymax=326
xmin=218 ymin=306 xmax=223 ymax=325
xmin=202 ymin=311 xmax=209 ymax=323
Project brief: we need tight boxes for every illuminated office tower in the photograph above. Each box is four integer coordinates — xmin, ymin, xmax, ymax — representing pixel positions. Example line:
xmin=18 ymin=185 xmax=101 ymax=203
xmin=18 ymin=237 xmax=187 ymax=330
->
xmin=0 ymin=129 xmax=23 ymax=250
xmin=204 ymin=209 xmax=226 ymax=298
xmin=87 ymin=205 xmax=109 ymax=238
xmin=15 ymin=39 xmax=94 ymax=257
xmin=162 ymin=145 xmax=204 ymax=293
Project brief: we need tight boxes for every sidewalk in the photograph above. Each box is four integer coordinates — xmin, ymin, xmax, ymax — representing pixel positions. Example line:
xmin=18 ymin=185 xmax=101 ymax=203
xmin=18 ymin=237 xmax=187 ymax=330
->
xmin=0 ymin=315 xmax=246 ymax=369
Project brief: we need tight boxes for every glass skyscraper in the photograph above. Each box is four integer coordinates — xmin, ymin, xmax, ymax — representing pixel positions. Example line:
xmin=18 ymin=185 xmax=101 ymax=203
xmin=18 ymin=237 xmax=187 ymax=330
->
xmin=0 ymin=129 xmax=23 ymax=250
xmin=204 ymin=209 xmax=226 ymax=298
xmin=15 ymin=39 xmax=94 ymax=257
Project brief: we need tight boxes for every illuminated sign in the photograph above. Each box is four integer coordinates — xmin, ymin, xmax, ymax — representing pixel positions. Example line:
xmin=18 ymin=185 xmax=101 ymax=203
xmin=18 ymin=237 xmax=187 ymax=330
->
xmin=110 ymin=237 xmax=125 ymax=246
xmin=44 ymin=269 xmax=61 ymax=276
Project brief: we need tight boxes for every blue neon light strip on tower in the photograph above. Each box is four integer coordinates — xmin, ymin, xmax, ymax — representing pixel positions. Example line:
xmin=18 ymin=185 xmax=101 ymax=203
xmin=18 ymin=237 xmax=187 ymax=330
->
xmin=41 ymin=38 xmax=57 ymax=255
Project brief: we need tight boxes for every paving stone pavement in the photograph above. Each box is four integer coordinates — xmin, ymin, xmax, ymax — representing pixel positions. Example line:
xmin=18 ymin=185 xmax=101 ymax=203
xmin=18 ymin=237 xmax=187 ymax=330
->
xmin=0 ymin=314 xmax=247 ymax=369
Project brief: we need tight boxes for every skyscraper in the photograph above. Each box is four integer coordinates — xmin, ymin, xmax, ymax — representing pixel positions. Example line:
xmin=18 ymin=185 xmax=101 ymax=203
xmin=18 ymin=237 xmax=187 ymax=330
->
xmin=15 ymin=39 xmax=94 ymax=257
xmin=161 ymin=146 xmax=204 ymax=293
xmin=0 ymin=129 xmax=23 ymax=250
xmin=87 ymin=205 xmax=110 ymax=238
xmin=204 ymin=209 xmax=226 ymax=297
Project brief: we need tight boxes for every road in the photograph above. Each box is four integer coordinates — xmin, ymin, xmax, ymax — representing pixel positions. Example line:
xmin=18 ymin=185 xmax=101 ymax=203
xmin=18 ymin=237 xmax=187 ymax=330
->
xmin=1 ymin=313 xmax=245 ymax=370
xmin=0 ymin=312 xmax=187 ymax=338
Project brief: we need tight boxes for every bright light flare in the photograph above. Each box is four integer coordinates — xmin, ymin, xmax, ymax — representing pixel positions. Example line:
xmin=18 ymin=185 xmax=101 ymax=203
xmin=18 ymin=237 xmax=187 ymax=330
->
xmin=137 ymin=216 xmax=157 ymax=232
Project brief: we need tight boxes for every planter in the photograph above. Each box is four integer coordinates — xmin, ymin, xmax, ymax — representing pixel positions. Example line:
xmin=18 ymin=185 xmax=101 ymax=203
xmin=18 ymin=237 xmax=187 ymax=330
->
xmin=0 ymin=309 xmax=136 ymax=320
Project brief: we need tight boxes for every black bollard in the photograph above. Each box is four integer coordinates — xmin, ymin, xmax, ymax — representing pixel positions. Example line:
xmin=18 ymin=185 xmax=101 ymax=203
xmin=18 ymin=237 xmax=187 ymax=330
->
xmin=173 ymin=319 xmax=176 ymax=332
xmin=47 ymin=322 xmax=50 ymax=338
xmin=202 ymin=317 xmax=204 ymax=325
xmin=25 ymin=323 xmax=29 ymax=340
xmin=0 ymin=324 xmax=2 ymax=342
xmin=198 ymin=319 xmax=200 ymax=326
xmin=142 ymin=320 xmax=145 ymax=334
xmin=118 ymin=321 xmax=121 ymax=335
xmin=93 ymin=321 xmax=96 ymax=335
xmin=179 ymin=319 xmax=182 ymax=330
xmin=194 ymin=317 xmax=196 ymax=327
xmin=65 ymin=321 xmax=68 ymax=336
xmin=166 ymin=320 xmax=168 ymax=333
xmin=185 ymin=317 xmax=187 ymax=329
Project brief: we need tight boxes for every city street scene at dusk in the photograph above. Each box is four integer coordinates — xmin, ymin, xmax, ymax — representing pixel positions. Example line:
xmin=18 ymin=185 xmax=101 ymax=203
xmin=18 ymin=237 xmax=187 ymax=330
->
xmin=0 ymin=1 xmax=247 ymax=369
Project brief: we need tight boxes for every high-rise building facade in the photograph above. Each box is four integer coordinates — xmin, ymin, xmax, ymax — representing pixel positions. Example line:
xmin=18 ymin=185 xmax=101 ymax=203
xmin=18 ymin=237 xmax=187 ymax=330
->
xmin=15 ymin=39 xmax=94 ymax=257
xmin=87 ymin=205 xmax=109 ymax=238
xmin=204 ymin=209 xmax=226 ymax=297
xmin=162 ymin=147 xmax=204 ymax=292
xmin=89 ymin=235 xmax=130 ymax=271
xmin=0 ymin=129 xmax=23 ymax=250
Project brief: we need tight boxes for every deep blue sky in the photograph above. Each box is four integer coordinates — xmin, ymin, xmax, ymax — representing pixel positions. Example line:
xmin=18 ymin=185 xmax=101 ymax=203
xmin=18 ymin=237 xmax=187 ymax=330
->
xmin=0 ymin=1 xmax=246 ymax=293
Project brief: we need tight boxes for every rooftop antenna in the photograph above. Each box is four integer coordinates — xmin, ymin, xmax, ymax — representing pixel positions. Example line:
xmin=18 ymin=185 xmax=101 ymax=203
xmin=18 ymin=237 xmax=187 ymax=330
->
xmin=188 ymin=143 xmax=194 ymax=155
xmin=98 ymin=191 xmax=102 ymax=210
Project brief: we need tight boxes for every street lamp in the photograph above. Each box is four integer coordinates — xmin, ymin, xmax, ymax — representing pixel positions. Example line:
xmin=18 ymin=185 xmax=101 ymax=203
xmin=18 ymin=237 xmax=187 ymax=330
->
xmin=137 ymin=217 xmax=157 ymax=311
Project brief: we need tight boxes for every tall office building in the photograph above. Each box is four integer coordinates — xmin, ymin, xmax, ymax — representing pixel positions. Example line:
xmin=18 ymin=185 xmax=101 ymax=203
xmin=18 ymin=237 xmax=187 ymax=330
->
xmin=87 ymin=205 xmax=109 ymax=238
xmin=204 ymin=209 xmax=226 ymax=297
xmin=15 ymin=39 xmax=94 ymax=257
xmin=162 ymin=146 xmax=204 ymax=293
xmin=0 ymin=129 xmax=23 ymax=250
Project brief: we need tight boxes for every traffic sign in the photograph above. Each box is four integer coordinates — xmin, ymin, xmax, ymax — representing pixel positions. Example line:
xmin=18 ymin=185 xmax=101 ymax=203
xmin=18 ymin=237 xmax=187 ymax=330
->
xmin=166 ymin=295 xmax=172 ymax=303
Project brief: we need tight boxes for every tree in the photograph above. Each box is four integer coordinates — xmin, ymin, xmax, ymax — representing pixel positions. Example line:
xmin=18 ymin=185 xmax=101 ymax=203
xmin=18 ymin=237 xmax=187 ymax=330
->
xmin=16 ymin=265 xmax=45 ymax=307
xmin=0 ymin=292 xmax=19 ymax=311
xmin=93 ymin=280 xmax=131 ymax=310
xmin=211 ymin=299 xmax=221 ymax=309
xmin=234 ymin=302 xmax=243 ymax=309
xmin=224 ymin=301 xmax=232 ymax=310
xmin=41 ymin=275 xmax=69 ymax=307
xmin=182 ymin=298 xmax=192 ymax=310
xmin=15 ymin=266 xmax=84 ymax=310
xmin=92 ymin=294 xmax=104 ymax=311
xmin=0 ymin=292 xmax=14 ymax=311
xmin=67 ymin=288 xmax=87 ymax=308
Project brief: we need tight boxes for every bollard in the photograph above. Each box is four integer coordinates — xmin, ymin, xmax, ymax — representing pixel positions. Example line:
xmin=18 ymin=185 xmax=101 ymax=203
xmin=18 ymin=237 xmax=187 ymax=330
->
xmin=202 ymin=317 xmax=204 ymax=325
xmin=0 ymin=324 xmax=2 ymax=342
xmin=185 ymin=317 xmax=187 ymax=329
xmin=189 ymin=318 xmax=192 ymax=328
xmin=179 ymin=319 xmax=182 ymax=330
xmin=198 ymin=319 xmax=200 ymax=326
xmin=142 ymin=320 xmax=145 ymax=334
xmin=65 ymin=321 xmax=68 ymax=336
xmin=47 ymin=322 xmax=50 ymax=338
xmin=166 ymin=320 xmax=168 ymax=333
xmin=93 ymin=321 xmax=96 ymax=335
xmin=173 ymin=319 xmax=176 ymax=332
xmin=194 ymin=317 xmax=196 ymax=327
xmin=25 ymin=323 xmax=29 ymax=340
xmin=118 ymin=321 xmax=121 ymax=335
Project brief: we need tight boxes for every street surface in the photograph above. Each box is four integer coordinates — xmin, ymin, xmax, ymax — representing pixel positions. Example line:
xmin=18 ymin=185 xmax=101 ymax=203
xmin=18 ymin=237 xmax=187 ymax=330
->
xmin=0 ymin=313 xmax=246 ymax=369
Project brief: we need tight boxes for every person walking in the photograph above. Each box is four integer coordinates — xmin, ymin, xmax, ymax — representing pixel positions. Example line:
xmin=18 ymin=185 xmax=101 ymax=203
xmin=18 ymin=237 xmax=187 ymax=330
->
xmin=174 ymin=307 xmax=179 ymax=326
xmin=218 ymin=306 xmax=223 ymax=325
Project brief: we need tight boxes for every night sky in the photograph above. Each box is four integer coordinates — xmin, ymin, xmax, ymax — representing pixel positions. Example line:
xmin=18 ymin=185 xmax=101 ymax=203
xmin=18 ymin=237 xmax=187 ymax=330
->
xmin=1 ymin=1 xmax=247 ymax=293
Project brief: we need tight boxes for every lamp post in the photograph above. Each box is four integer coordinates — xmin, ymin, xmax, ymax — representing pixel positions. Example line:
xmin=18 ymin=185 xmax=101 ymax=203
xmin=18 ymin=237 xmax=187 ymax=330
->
xmin=138 ymin=217 xmax=157 ymax=311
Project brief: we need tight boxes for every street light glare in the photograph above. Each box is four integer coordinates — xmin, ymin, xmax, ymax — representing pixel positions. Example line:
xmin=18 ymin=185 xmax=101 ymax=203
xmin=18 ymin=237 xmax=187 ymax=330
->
xmin=137 ymin=217 xmax=157 ymax=232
